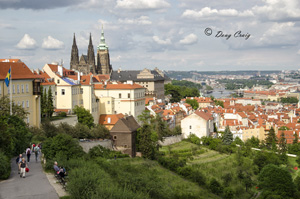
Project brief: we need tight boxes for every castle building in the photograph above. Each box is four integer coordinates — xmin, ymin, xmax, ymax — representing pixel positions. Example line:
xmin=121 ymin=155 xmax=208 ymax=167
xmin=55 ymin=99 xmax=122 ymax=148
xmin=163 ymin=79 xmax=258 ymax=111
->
xmin=70 ymin=27 xmax=112 ymax=75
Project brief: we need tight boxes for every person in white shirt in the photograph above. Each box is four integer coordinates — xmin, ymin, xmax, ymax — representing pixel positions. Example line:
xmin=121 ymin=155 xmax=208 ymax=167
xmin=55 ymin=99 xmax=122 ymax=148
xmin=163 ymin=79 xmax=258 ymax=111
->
xmin=26 ymin=147 xmax=31 ymax=162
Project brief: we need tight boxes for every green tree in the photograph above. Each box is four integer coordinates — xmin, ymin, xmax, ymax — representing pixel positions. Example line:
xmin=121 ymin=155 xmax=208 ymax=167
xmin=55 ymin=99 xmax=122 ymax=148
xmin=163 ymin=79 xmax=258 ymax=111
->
xmin=47 ymin=87 xmax=54 ymax=117
xmin=278 ymin=126 xmax=289 ymax=130
xmin=40 ymin=85 xmax=45 ymax=117
xmin=43 ymin=133 xmax=84 ymax=160
xmin=0 ymin=96 xmax=28 ymax=119
xmin=41 ymin=120 xmax=58 ymax=138
xmin=136 ymin=124 xmax=158 ymax=159
xmin=222 ymin=126 xmax=233 ymax=145
xmin=258 ymin=164 xmax=296 ymax=198
xmin=293 ymin=132 xmax=299 ymax=144
xmin=209 ymin=178 xmax=223 ymax=195
xmin=153 ymin=115 xmax=168 ymax=141
xmin=265 ymin=127 xmax=277 ymax=150
xmin=215 ymin=100 xmax=224 ymax=108
xmin=73 ymin=106 xmax=94 ymax=128
xmin=245 ymin=136 xmax=260 ymax=148
xmin=42 ymin=87 xmax=47 ymax=117
xmin=185 ymin=99 xmax=199 ymax=110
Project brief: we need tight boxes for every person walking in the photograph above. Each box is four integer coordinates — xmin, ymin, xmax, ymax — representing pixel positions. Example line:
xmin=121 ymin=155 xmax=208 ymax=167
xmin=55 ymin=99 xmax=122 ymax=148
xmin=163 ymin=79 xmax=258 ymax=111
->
xmin=26 ymin=147 xmax=31 ymax=162
xmin=19 ymin=158 xmax=28 ymax=178
xmin=16 ymin=154 xmax=22 ymax=174
xmin=34 ymin=144 xmax=40 ymax=162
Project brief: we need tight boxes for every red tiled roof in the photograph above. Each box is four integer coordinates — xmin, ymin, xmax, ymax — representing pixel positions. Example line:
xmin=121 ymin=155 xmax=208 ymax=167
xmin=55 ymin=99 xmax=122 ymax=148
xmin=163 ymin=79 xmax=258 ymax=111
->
xmin=99 ymin=113 xmax=124 ymax=125
xmin=194 ymin=110 xmax=213 ymax=120
xmin=0 ymin=62 xmax=41 ymax=80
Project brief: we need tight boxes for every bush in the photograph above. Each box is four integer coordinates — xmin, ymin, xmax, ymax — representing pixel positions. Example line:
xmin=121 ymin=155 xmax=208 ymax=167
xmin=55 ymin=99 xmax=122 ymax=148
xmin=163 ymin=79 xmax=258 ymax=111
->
xmin=209 ymin=178 xmax=223 ymax=195
xmin=58 ymin=112 xmax=67 ymax=117
xmin=88 ymin=145 xmax=129 ymax=159
xmin=223 ymin=187 xmax=234 ymax=199
xmin=42 ymin=134 xmax=84 ymax=160
xmin=0 ymin=152 xmax=10 ymax=179
xmin=90 ymin=125 xmax=110 ymax=139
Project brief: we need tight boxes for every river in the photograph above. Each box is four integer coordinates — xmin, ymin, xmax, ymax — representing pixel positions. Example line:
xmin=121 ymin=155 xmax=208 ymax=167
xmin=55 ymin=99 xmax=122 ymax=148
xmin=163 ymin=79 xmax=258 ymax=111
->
xmin=201 ymin=88 xmax=234 ymax=99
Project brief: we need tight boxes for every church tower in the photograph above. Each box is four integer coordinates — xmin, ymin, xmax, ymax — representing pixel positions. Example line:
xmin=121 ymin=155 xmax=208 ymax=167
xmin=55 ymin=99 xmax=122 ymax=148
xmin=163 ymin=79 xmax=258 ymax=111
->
xmin=70 ymin=33 xmax=79 ymax=70
xmin=87 ymin=33 xmax=96 ymax=73
xmin=97 ymin=26 xmax=112 ymax=74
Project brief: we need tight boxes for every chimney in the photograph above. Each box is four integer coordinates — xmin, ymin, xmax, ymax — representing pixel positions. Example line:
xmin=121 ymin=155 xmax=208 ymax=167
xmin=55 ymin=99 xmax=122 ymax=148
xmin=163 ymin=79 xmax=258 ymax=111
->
xmin=118 ymin=68 xmax=121 ymax=73
xmin=58 ymin=65 xmax=63 ymax=76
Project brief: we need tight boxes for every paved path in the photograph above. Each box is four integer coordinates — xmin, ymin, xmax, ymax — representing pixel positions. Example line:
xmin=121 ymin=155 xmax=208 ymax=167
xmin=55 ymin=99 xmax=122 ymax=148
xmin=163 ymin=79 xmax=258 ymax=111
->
xmin=0 ymin=153 xmax=58 ymax=199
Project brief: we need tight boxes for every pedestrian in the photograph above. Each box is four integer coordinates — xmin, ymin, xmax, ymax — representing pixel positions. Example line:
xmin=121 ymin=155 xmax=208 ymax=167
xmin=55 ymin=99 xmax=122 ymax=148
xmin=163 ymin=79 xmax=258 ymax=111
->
xmin=34 ymin=144 xmax=40 ymax=162
xmin=26 ymin=147 xmax=31 ymax=162
xmin=16 ymin=154 xmax=22 ymax=174
xmin=19 ymin=158 xmax=28 ymax=178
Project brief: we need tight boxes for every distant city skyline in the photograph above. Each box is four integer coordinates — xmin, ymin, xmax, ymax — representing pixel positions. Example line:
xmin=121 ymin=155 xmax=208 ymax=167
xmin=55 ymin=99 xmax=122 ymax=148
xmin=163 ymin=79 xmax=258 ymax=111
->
xmin=1 ymin=0 xmax=300 ymax=71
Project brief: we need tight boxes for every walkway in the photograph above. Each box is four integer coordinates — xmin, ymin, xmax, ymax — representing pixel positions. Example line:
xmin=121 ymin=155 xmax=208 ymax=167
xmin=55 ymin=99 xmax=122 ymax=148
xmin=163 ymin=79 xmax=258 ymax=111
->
xmin=0 ymin=153 xmax=58 ymax=199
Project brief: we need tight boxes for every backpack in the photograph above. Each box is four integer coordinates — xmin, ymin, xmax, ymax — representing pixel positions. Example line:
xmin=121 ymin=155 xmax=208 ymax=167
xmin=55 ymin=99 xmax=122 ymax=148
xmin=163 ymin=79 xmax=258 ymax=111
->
xmin=34 ymin=147 xmax=39 ymax=153
xmin=26 ymin=149 xmax=31 ymax=155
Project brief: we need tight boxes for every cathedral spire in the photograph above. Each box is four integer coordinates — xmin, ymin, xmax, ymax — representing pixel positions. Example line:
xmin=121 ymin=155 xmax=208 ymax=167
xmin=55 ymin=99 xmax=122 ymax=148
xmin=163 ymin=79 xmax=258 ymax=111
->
xmin=87 ymin=33 xmax=96 ymax=73
xmin=70 ymin=33 xmax=79 ymax=69
xmin=97 ymin=25 xmax=108 ymax=50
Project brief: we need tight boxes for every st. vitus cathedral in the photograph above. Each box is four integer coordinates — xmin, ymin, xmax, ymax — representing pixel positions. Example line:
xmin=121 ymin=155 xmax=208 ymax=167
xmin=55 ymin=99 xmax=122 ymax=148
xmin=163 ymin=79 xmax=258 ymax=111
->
xmin=70 ymin=27 xmax=112 ymax=75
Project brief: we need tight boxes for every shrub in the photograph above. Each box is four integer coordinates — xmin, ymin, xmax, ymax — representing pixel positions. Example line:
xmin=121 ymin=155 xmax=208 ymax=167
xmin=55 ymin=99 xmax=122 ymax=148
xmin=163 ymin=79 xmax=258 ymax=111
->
xmin=0 ymin=152 xmax=10 ymax=179
xmin=58 ymin=112 xmax=67 ymax=117
xmin=209 ymin=178 xmax=223 ymax=195
xmin=88 ymin=145 xmax=129 ymax=159
xmin=43 ymin=134 xmax=84 ymax=160
xmin=90 ymin=124 xmax=110 ymax=139
xmin=223 ymin=187 xmax=234 ymax=199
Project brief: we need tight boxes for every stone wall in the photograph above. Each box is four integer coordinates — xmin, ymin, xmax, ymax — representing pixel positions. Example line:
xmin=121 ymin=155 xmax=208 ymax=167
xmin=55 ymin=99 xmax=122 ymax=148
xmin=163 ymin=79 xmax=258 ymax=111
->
xmin=79 ymin=139 xmax=113 ymax=153
xmin=158 ymin=135 xmax=183 ymax=146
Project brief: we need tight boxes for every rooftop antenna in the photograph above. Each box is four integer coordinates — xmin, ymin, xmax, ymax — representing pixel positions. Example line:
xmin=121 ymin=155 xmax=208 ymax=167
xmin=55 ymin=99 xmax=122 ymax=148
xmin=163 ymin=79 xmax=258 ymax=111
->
xmin=61 ymin=59 xmax=63 ymax=66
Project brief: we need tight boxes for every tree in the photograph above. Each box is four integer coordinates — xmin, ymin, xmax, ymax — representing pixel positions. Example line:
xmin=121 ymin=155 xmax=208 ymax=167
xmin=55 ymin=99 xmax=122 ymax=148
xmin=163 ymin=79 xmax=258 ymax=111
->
xmin=186 ymin=99 xmax=199 ymax=110
xmin=222 ymin=126 xmax=233 ymax=145
xmin=0 ymin=96 xmax=28 ymax=119
xmin=258 ymin=164 xmax=296 ymax=198
xmin=278 ymin=132 xmax=287 ymax=153
xmin=278 ymin=126 xmax=289 ymax=131
xmin=43 ymin=133 xmax=84 ymax=160
xmin=214 ymin=100 xmax=224 ymax=108
xmin=153 ymin=115 xmax=168 ymax=141
xmin=136 ymin=124 xmax=158 ymax=159
xmin=293 ymin=132 xmax=299 ymax=144
xmin=47 ymin=87 xmax=54 ymax=117
xmin=209 ymin=178 xmax=223 ymax=195
xmin=73 ymin=106 xmax=94 ymax=128
xmin=245 ymin=136 xmax=260 ymax=148
xmin=42 ymin=87 xmax=47 ymax=117
xmin=265 ymin=127 xmax=277 ymax=150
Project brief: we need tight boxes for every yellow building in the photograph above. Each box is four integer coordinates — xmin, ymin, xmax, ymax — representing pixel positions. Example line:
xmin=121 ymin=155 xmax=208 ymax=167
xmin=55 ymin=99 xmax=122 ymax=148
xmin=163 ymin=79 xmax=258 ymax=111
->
xmin=94 ymin=83 xmax=146 ymax=118
xmin=0 ymin=60 xmax=41 ymax=127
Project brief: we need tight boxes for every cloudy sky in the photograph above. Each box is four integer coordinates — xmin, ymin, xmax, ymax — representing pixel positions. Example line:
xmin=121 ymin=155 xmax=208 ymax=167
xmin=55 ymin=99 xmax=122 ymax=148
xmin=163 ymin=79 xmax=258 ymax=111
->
xmin=1 ymin=0 xmax=300 ymax=71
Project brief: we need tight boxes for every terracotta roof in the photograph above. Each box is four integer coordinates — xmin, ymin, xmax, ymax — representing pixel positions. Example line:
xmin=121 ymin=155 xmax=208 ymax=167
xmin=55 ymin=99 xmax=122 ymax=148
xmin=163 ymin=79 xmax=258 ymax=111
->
xmin=94 ymin=83 xmax=144 ymax=90
xmin=0 ymin=59 xmax=22 ymax=63
xmin=194 ymin=110 xmax=213 ymax=120
xmin=0 ymin=62 xmax=41 ymax=80
xmin=81 ymin=75 xmax=91 ymax=85
xmin=99 ymin=113 xmax=124 ymax=125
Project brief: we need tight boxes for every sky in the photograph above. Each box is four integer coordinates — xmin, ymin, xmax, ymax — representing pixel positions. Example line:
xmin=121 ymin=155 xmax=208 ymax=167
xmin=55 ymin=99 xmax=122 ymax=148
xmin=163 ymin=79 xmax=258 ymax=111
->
xmin=1 ymin=0 xmax=300 ymax=71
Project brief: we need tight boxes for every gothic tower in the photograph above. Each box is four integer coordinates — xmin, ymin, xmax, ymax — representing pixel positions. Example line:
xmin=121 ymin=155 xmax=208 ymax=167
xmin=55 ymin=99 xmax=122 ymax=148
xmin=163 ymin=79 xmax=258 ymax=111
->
xmin=97 ymin=26 xmax=112 ymax=74
xmin=70 ymin=33 xmax=79 ymax=70
xmin=87 ymin=33 xmax=96 ymax=73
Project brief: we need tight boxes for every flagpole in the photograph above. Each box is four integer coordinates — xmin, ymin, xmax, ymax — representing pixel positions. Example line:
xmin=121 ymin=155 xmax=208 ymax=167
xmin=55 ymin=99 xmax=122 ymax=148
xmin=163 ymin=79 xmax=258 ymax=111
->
xmin=10 ymin=65 xmax=12 ymax=116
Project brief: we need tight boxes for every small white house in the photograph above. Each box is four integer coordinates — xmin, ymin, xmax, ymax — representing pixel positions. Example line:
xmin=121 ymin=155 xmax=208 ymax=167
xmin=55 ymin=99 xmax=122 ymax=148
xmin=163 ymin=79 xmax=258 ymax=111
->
xmin=181 ymin=110 xmax=214 ymax=138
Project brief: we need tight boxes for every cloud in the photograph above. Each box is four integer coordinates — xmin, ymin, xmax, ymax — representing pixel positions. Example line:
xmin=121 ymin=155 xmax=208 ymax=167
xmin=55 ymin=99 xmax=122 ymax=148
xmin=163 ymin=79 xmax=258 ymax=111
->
xmin=16 ymin=34 xmax=37 ymax=50
xmin=42 ymin=36 xmax=64 ymax=50
xmin=182 ymin=7 xmax=253 ymax=19
xmin=116 ymin=0 xmax=170 ymax=10
xmin=118 ymin=16 xmax=152 ymax=25
xmin=179 ymin=33 xmax=198 ymax=45
xmin=252 ymin=0 xmax=300 ymax=21
xmin=0 ymin=0 xmax=84 ymax=9
xmin=152 ymin=36 xmax=171 ymax=45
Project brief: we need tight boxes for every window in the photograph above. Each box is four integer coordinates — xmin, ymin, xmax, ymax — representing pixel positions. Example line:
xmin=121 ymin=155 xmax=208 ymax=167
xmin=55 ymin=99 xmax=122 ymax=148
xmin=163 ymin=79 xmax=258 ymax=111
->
xmin=21 ymin=85 xmax=24 ymax=93
xmin=26 ymin=100 xmax=29 ymax=108
xmin=17 ymin=101 xmax=20 ymax=106
xmin=128 ymin=93 xmax=130 ymax=98
xmin=57 ymin=79 xmax=60 ymax=84
xmin=26 ymin=84 xmax=29 ymax=93
xmin=80 ymin=88 xmax=83 ymax=94
xmin=13 ymin=85 xmax=15 ymax=94
xmin=107 ymin=101 xmax=110 ymax=104
xmin=61 ymin=89 xmax=65 ymax=95
xmin=108 ymin=117 xmax=111 ymax=123
xmin=22 ymin=101 xmax=25 ymax=108
xmin=113 ymin=135 xmax=117 ymax=140
xmin=17 ymin=85 xmax=20 ymax=93
xmin=119 ymin=93 xmax=121 ymax=98
xmin=190 ymin=125 xmax=192 ymax=129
